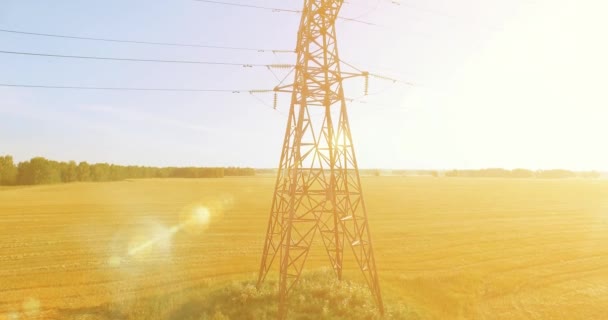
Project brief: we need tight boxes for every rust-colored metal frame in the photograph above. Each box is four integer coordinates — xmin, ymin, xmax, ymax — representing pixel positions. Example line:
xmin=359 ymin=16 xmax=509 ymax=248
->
xmin=256 ymin=0 xmax=383 ymax=318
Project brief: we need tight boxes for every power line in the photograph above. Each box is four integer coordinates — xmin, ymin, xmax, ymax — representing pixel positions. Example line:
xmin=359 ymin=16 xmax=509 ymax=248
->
xmin=370 ymin=73 xmax=414 ymax=86
xmin=194 ymin=0 xmax=300 ymax=13
xmin=339 ymin=58 xmax=415 ymax=86
xmin=340 ymin=58 xmax=364 ymax=73
xmin=0 ymin=83 xmax=250 ymax=92
xmin=0 ymin=28 xmax=294 ymax=53
xmin=0 ymin=49 xmax=406 ymax=86
xmin=249 ymin=91 xmax=288 ymax=116
xmin=193 ymin=0 xmax=377 ymax=26
xmin=0 ymin=49 xmax=294 ymax=68
xmin=0 ymin=83 xmax=286 ymax=114
xmin=380 ymin=0 xmax=499 ymax=31
xmin=345 ymin=0 xmax=381 ymax=21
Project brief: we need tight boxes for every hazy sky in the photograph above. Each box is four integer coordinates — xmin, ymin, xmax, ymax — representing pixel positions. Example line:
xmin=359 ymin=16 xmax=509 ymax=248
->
xmin=1 ymin=0 xmax=606 ymax=169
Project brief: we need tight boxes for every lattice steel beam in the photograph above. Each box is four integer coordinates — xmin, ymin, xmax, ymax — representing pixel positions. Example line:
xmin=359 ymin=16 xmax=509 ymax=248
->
xmin=257 ymin=1 xmax=384 ymax=318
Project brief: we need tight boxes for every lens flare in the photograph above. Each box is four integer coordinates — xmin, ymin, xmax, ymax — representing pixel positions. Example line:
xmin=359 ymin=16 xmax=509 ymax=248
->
xmin=179 ymin=204 xmax=215 ymax=234
xmin=22 ymin=298 xmax=40 ymax=317
xmin=5 ymin=312 xmax=20 ymax=320
xmin=108 ymin=256 xmax=123 ymax=267
xmin=193 ymin=207 xmax=211 ymax=225
xmin=109 ymin=200 xmax=228 ymax=266
xmin=127 ymin=226 xmax=175 ymax=258
xmin=127 ymin=223 xmax=180 ymax=260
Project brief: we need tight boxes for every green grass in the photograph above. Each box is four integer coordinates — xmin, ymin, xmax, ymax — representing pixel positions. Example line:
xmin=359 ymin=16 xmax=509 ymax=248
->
xmin=60 ymin=269 xmax=418 ymax=320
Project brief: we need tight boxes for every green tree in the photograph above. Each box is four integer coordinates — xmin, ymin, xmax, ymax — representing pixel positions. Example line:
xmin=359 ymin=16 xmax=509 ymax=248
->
xmin=17 ymin=157 xmax=61 ymax=185
xmin=91 ymin=163 xmax=111 ymax=181
xmin=61 ymin=161 xmax=79 ymax=182
xmin=445 ymin=170 xmax=459 ymax=177
xmin=77 ymin=161 xmax=91 ymax=181
xmin=511 ymin=168 xmax=534 ymax=178
xmin=536 ymin=169 xmax=576 ymax=179
xmin=580 ymin=171 xmax=601 ymax=179
xmin=0 ymin=155 xmax=18 ymax=185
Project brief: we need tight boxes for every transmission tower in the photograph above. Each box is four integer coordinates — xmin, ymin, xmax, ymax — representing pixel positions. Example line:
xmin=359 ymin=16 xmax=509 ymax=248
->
xmin=257 ymin=0 xmax=384 ymax=318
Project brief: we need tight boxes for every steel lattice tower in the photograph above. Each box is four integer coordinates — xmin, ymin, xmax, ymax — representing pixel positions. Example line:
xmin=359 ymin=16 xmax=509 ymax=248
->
xmin=257 ymin=0 xmax=383 ymax=318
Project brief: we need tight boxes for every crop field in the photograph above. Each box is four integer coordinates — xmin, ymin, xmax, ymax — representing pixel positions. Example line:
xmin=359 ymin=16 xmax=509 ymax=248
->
xmin=1 ymin=176 xmax=608 ymax=319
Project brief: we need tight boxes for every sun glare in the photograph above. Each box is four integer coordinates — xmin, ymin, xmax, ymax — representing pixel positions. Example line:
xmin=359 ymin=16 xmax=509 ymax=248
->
xmin=5 ymin=312 xmax=19 ymax=320
xmin=126 ymin=223 xmax=176 ymax=260
xmin=179 ymin=202 xmax=222 ymax=234
xmin=22 ymin=298 xmax=40 ymax=318
xmin=193 ymin=207 xmax=211 ymax=226
xmin=109 ymin=204 xmax=220 ymax=267
xmin=108 ymin=256 xmax=123 ymax=268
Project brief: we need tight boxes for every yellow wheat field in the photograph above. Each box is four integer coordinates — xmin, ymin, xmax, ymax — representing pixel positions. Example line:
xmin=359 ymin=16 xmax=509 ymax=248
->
xmin=1 ymin=176 xmax=607 ymax=319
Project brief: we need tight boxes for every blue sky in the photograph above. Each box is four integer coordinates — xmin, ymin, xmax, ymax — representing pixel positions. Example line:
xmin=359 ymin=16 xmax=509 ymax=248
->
xmin=1 ymin=0 xmax=606 ymax=169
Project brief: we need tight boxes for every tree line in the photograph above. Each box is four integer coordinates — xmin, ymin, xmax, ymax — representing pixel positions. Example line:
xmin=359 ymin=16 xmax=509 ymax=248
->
xmin=444 ymin=168 xmax=600 ymax=179
xmin=0 ymin=155 xmax=255 ymax=186
xmin=360 ymin=168 xmax=600 ymax=179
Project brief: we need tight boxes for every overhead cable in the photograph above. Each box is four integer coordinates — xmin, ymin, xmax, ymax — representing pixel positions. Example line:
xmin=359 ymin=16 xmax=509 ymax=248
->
xmin=0 ymin=50 xmax=294 ymax=69
xmin=0 ymin=28 xmax=294 ymax=53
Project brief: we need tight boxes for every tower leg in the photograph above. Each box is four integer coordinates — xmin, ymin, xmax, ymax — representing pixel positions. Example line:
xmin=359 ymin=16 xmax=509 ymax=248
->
xmin=257 ymin=103 xmax=298 ymax=288
xmin=335 ymin=103 xmax=384 ymax=313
